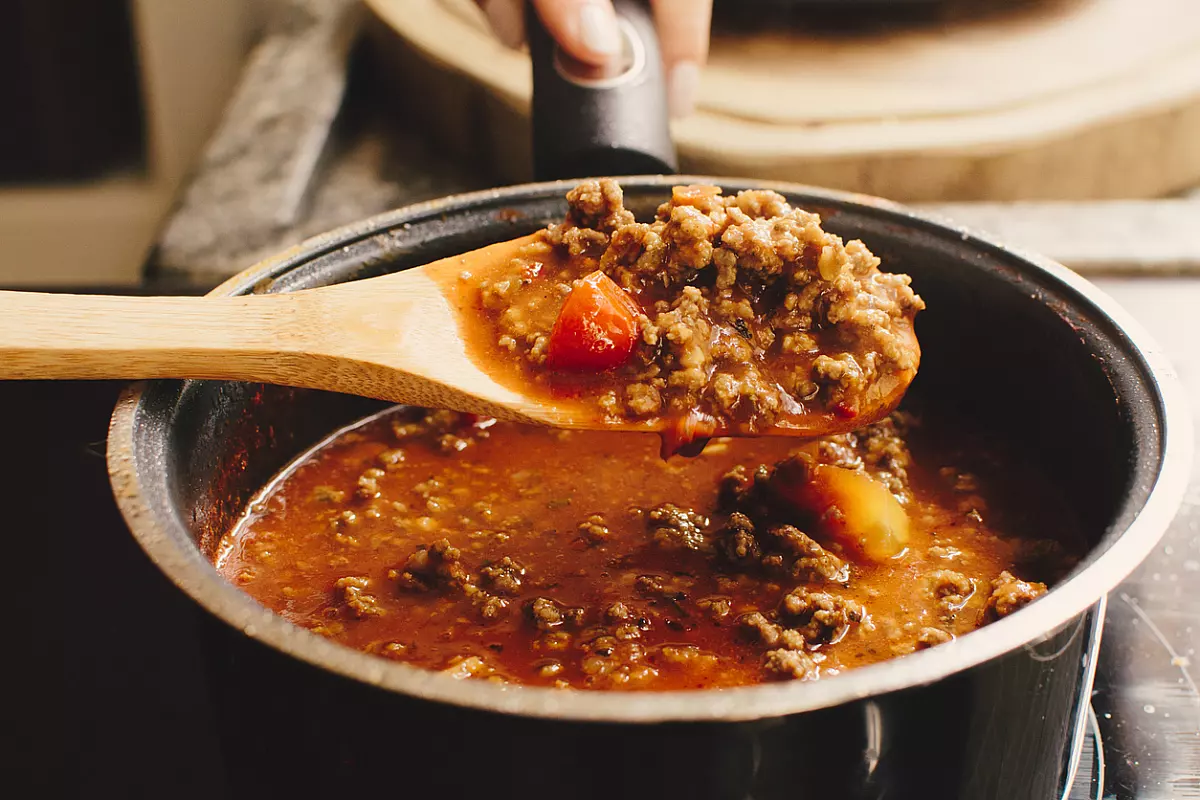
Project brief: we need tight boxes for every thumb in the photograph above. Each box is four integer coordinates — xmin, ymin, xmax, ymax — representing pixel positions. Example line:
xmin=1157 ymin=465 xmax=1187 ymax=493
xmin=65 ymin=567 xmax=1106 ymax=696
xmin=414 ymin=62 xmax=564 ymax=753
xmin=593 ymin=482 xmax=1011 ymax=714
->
xmin=476 ymin=0 xmax=527 ymax=50
xmin=651 ymin=0 xmax=712 ymax=118
xmin=532 ymin=0 xmax=623 ymax=66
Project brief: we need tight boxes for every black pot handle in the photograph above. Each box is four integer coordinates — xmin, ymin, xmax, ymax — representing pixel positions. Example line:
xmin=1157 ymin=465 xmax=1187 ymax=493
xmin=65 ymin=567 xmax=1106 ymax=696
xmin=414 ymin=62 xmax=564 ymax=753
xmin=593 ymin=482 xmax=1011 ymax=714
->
xmin=527 ymin=0 xmax=678 ymax=181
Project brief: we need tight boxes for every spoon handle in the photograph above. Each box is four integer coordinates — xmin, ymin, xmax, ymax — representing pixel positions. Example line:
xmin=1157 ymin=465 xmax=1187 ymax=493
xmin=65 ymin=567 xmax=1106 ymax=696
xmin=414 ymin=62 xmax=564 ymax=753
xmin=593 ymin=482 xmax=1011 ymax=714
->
xmin=0 ymin=290 xmax=308 ymax=381
xmin=0 ymin=234 xmax=545 ymax=419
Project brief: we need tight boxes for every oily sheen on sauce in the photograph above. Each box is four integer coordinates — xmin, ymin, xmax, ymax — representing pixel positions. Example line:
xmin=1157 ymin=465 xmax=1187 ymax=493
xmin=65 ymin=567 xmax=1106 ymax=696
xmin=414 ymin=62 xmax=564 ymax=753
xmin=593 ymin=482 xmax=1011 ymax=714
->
xmin=217 ymin=408 xmax=1078 ymax=690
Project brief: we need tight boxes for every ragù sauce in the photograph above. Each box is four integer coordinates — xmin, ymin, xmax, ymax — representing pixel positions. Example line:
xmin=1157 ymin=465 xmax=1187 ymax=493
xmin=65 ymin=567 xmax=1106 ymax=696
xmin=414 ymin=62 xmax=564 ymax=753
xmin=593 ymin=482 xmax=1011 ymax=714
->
xmin=216 ymin=407 xmax=1078 ymax=690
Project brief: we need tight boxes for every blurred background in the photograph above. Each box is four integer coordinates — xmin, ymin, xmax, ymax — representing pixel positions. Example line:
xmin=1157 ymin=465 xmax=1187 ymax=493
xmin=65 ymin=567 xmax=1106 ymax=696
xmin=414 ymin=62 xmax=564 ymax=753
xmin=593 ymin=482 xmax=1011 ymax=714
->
xmin=7 ymin=1 xmax=1197 ymax=797
xmin=3 ymin=0 xmax=1198 ymax=288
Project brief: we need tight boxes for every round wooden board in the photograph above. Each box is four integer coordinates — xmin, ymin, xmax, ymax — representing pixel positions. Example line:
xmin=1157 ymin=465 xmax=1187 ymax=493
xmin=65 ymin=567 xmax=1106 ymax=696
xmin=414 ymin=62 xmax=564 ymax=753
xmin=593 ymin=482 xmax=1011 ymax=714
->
xmin=365 ymin=0 xmax=1200 ymax=201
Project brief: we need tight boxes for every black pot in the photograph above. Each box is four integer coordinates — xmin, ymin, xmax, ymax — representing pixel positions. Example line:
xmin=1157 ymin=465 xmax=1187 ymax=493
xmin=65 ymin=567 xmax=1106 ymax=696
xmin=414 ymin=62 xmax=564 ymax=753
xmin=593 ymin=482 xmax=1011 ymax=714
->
xmin=107 ymin=176 xmax=1190 ymax=800
xmin=106 ymin=5 xmax=1190 ymax=799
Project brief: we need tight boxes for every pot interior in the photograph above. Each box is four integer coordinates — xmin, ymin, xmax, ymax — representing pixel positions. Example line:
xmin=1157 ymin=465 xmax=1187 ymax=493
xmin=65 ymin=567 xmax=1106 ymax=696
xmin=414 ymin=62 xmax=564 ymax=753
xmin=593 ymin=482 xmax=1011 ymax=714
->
xmin=121 ymin=179 xmax=1166 ymax=690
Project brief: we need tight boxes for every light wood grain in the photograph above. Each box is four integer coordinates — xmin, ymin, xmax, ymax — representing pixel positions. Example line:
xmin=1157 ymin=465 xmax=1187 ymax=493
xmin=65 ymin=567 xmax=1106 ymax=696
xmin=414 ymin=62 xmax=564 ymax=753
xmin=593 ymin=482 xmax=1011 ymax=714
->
xmin=0 ymin=236 xmax=554 ymax=426
xmin=367 ymin=0 xmax=1200 ymax=201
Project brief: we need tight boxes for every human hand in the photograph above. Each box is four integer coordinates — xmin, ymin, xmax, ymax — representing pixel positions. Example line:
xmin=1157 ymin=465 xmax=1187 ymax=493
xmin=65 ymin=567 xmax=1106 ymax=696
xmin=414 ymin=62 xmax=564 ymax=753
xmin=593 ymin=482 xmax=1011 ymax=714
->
xmin=475 ymin=0 xmax=711 ymax=118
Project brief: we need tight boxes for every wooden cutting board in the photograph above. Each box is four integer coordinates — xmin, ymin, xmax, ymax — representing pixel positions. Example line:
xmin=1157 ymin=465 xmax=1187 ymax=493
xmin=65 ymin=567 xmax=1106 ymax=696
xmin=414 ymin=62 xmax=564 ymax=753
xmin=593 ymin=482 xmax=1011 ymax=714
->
xmin=365 ymin=0 xmax=1200 ymax=202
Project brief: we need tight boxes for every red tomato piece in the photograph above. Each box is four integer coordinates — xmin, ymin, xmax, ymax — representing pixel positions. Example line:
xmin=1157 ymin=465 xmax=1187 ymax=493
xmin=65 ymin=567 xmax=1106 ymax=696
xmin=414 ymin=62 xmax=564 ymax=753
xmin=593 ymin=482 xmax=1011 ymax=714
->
xmin=545 ymin=271 xmax=642 ymax=371
xmin=768 ymin=459 xmax=911 ymax=562
xmin=833 ymin=402 xmax=858 ymax=420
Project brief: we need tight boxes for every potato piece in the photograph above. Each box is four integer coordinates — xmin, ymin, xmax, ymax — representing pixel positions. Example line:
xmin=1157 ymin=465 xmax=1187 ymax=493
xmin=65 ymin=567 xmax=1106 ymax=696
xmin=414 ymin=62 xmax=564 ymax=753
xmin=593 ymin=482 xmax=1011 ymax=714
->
xmin=773 ymin=461 xmax=910 ymax=562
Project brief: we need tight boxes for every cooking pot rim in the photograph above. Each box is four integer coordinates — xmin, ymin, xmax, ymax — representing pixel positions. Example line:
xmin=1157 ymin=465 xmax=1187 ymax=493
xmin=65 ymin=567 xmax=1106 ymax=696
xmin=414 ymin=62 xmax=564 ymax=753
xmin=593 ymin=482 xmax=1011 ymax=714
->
xmin=107 ymin=175 xmax=1193 ymax=723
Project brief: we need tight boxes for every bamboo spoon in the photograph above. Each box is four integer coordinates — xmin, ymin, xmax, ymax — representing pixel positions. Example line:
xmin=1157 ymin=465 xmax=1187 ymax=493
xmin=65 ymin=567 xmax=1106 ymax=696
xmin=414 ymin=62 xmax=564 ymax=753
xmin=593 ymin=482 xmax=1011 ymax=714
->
xmin=0 ymin=234 xmax=914 ymax=439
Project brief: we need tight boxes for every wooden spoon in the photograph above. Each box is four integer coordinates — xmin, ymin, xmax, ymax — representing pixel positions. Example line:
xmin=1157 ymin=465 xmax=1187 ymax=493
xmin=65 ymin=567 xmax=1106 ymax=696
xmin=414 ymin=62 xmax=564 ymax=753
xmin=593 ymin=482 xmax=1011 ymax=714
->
xmin=0 ymin=234 xmax=914 ymax=438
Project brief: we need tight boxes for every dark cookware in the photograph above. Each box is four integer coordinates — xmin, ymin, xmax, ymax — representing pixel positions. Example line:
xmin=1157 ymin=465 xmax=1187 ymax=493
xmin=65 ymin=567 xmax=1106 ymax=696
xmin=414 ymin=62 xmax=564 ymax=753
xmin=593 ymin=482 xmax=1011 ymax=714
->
xmin=106 ymin=4 xmax=1190 ymax=800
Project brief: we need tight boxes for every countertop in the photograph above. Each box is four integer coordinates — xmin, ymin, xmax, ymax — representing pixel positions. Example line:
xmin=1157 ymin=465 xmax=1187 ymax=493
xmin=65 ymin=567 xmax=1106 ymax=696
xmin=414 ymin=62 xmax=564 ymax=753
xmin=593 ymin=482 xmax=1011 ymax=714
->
xmin=1084 ymin=278 xmax=1200 ymax=799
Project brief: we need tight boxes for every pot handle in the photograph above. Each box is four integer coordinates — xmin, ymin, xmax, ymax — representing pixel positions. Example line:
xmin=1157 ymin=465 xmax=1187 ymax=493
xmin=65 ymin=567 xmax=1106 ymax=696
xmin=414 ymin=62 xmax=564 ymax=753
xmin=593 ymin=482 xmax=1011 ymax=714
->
xmin=527 ymin=0 xmax=678 ymax=180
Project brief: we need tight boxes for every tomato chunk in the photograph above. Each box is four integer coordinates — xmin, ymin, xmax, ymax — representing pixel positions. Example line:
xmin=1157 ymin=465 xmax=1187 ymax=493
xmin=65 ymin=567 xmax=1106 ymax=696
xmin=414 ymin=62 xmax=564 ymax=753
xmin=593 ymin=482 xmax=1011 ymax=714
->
xmin=545 ymin=271 xmax=642 ymax=371
xmin=770 ymin=459 xmax=910 ymax=562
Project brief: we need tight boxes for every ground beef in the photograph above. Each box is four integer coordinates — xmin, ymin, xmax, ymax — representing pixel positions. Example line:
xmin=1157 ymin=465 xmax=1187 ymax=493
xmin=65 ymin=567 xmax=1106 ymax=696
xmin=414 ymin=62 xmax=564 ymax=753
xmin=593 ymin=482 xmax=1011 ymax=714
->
xmin=578 ymin=513 xmax=611 ymax=544
xmin=661 ymin=204 xmax=719 ymax=283
xmin=762 ymin=648 xmax=819 ymax=680
xmin=816 ymin=436 xmax=862 ymax=471
xmin=442 ymin=655 xmax=500 ymax=681
xmin=376 ymin=448 xmax=406 ymax=468
xmin=390 ymin=539 xmax=472 ymax=593
xmin=425 ymin=410 xmax=476 ymax=434
xmin=625 ymin=383 xmax=662 ymax=417
xmin=485 ymin=179 xmax=923 ymax=431
xmin=579 ymin=637 xmax=659 ymax=687
xmin=709 ymin=366 xmax=783 ymax=420
xmin=760 ymin=554 xmax=787 ymax=574
xmin=658 ymin=645 xmax=719 ymax=671
xmin=391 ymin=410 xmax=486 ymax=453
xmin=718 ymin=463 xmax=771 ymax=508
xmin=715 ymin=512 xmax=761 ymax=565
xmin=714 ymin=512 xmax=847 ymax=586
xmin=696 ymin=596 xmax=732 ymax=621
xmin=311 ymin=484 xmax=347 ymax=504
xmin=855 ymin=414 xmax=914 ymax=499
xmin=929 ymin=570 xmax=976 ymax=620
xmin=355 ymin=467 xmax=385 ymax=500
xmin=650 ymin=288 xmax=713 ymax=404
xmin=527 ymin=597 xmax=563 ymax=630
xmin=389 ymin=540 xmax=513 ymax=621
xmin=984 ymin=571 xmax=1047 ymax=619
xmin=812 ymin=353 xmax=867 ymax=404
xmin=334 ymin=576 xmax=383 ymax=619
xmin=814 ymin=415 xmax=913 ymax=500
xmin=778 ymin=588 xmax=865 ymax=645
xmin=720 ymin=215 xmax=800 ymax=282
xmin=475 ymin=593 xmax=510 ymax=621
xmin=635 ymin=574 xmax=693 ymax=611
xmin=769 ymin=525 xmax=849 ymax=584
xmin=916 ymin=627 xmax=954 ymax=648
xmin=646 ymin=503 xmax=709 ymax=551
xmin=479 ymin=556 xmax=526 ymax=595
xmin=927 ymin=545 xmax=962 ymax=561
xmin=739 ymin=612 xmax=807 ymax=651
xmin=714 ymin=418 xmax=914 ymax=584
xmin=437 ymin=433 xmax=474 ymax=454
xmin=525 ymin=597 xmax=586 ymax=631
xmin=605 ymin=601 xmax=633 ymax=622
xmin=560 ymin=179 xmax=635 ymax=234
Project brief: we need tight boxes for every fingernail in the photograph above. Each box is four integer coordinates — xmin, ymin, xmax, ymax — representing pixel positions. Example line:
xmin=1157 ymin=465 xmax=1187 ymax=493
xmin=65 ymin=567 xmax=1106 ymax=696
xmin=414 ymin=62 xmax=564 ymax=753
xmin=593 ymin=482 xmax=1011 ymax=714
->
xmin=577 ymin=2 xmax=621 ymax=57
xmin=482 ymin=0 xmax=525 ymax=50
xmin=668 ymin=60 xmax=700 ymax=119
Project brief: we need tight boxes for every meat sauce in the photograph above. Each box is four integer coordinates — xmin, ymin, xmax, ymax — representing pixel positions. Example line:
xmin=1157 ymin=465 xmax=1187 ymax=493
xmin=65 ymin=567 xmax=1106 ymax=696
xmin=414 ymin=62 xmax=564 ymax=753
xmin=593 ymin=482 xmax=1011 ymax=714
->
xmin=447 ymin=180 xmax=922 ymax=451
xmin=216 ymin=407 xmax=1079 ymax=690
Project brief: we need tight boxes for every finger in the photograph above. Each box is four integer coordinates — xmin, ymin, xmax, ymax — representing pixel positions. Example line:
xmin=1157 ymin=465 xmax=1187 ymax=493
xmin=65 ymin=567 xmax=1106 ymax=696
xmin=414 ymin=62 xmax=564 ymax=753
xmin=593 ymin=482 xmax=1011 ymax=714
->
xmin=476 ymin=0 xmax=526 ymax=49
xmin=531 ymin=0 xmax=622 ymax=66
xmin=651 ymin=0 xmax=713 ymax=118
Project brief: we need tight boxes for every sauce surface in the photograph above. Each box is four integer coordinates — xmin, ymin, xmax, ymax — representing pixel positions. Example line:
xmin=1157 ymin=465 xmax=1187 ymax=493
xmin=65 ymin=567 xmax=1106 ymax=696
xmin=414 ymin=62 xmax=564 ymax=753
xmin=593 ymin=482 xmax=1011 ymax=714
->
xmin=217 ymin=408 xmax=1078 ymax=690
